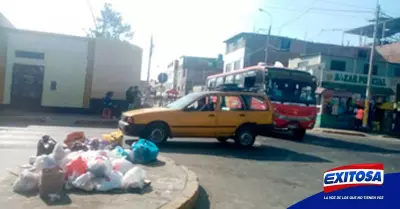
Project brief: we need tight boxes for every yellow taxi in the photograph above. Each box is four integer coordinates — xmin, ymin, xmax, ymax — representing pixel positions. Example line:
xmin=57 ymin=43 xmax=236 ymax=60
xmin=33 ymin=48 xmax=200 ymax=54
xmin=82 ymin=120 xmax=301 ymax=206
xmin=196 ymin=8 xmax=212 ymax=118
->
xmin=118 ymin=91 xmax=273 ymax=147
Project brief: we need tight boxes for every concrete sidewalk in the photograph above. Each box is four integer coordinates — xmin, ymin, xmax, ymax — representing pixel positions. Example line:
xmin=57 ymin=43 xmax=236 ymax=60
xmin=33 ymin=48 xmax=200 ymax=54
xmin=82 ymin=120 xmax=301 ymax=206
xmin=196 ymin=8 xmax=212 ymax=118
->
xmin=310 ymin=127 xmax=400 ymax=139
xmin=0 ymin=111 xmax=118 ymax=127
xmin=0 ymin=155 xmax=199 ymax=209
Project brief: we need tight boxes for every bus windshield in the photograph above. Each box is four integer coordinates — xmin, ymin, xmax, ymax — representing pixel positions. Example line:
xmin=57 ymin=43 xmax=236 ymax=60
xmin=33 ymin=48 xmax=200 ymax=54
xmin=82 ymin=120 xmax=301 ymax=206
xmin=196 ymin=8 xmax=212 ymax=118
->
xmin=267 ymin=78 xmax=316 ymax=105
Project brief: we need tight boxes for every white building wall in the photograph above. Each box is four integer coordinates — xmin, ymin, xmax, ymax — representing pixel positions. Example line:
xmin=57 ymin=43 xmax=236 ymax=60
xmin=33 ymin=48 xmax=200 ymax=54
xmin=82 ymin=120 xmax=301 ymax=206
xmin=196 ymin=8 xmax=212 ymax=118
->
xmin=224 ymin=48 xmax=245 ymax=72
xmin=91 ymin=39 xmax=142 ymax=100
xmin=4 ymin=31 xmax=88 ymax=107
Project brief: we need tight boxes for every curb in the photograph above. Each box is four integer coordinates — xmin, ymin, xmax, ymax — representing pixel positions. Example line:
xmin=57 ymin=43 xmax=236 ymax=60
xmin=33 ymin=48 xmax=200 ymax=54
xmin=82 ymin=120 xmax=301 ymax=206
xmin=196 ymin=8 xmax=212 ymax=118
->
xmin=159 ymin=158 xmax=199 ymax=209
xmin=311 ymin=129 xmax=367 ymax=137
xmin=74 ymin=119 xmax=118 ymax=126
xmin=0 ymin=116 xmax=48 ymax=123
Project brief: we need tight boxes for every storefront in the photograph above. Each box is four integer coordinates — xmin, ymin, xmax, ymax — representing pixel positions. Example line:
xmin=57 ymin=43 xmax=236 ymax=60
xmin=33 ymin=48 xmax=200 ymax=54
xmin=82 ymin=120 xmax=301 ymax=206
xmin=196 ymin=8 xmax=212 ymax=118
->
xmin=315 ymin=70 xmax=396 ymax=132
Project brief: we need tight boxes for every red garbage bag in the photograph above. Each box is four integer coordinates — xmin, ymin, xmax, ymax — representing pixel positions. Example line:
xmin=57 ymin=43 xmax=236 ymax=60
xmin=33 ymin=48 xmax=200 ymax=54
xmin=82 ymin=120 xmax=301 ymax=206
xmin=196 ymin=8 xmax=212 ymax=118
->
xmin=65 ymin=156 xmax=87 ymax=180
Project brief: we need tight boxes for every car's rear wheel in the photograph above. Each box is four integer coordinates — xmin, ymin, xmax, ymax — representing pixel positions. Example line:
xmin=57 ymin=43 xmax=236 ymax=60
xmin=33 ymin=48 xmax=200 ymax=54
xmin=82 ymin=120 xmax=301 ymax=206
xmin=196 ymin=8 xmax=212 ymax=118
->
xmin=234 ymin=126 xmax=256 ymax=147
xmin=216 ymin=137 xmax=229 ymax=143
xmin=142 ymin=123 xmax=169 ymax=144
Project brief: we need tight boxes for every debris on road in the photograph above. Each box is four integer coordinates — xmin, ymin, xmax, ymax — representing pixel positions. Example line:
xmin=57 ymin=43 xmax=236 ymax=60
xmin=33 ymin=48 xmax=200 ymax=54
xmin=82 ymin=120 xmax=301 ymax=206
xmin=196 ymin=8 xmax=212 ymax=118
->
xmin=10 ymin=131 xmax=159 ymax=202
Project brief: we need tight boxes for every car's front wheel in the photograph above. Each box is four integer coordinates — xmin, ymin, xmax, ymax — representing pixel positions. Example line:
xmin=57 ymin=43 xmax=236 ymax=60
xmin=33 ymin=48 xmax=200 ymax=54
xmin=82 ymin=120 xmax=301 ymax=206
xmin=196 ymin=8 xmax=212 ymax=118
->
xmin=234 ymin=126 xmax=256 ymax=147
xmin=142 ymin=123 xmax=169 ymax=144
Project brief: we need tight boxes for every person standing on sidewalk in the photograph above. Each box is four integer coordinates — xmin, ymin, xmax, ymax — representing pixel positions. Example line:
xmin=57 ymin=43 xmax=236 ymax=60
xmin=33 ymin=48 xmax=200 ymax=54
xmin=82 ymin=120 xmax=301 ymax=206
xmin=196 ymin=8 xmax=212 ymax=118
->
xmin=126 ymin=86 xmax=134 ymax=110
xmin=132 ymin=86 xmax=142 ymax=109
xmin=355 ymin=106 xmax=364 ymax=130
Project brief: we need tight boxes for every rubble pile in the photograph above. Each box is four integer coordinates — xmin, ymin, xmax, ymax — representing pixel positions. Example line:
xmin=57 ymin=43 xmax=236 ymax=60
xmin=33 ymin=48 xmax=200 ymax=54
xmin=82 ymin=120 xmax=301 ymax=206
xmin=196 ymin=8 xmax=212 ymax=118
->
xmin=12 ymin=130 xmax=159 ymax=201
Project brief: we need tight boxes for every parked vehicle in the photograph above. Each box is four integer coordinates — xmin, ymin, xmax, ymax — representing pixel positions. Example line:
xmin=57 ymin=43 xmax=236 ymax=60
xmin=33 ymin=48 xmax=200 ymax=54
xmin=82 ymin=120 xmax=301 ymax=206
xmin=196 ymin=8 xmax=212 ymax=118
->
xmin=119 ymin=91 xmax=273 ymax=147
xmin=205 ymin=63 xmax=317 ymax=140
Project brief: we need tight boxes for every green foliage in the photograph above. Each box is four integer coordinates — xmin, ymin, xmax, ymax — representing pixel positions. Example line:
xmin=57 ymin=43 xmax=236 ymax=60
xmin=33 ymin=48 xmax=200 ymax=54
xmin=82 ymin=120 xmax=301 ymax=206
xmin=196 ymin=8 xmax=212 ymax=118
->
xmin=87 ymin=3 xmax=133 ymax=41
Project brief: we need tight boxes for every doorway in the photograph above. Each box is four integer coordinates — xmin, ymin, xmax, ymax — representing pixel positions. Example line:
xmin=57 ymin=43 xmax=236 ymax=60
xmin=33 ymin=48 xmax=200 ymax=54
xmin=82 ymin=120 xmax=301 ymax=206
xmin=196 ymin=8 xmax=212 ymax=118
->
xmin=10 ymin=63 xmax=44 ymax=109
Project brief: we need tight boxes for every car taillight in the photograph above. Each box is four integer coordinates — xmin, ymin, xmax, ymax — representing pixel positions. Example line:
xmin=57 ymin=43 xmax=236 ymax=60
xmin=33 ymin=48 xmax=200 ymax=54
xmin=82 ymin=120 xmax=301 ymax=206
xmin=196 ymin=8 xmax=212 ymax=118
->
xmin=127 ymin=117 xmax=134 ymax=124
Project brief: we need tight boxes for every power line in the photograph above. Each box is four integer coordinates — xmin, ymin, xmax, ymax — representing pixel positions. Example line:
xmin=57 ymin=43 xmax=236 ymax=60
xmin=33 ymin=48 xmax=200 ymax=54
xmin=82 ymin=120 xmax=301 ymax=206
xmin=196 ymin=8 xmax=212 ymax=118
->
xmin=317 ymin=0 xmax=374 ymax=10
xmin=265 ymin=5 xmax=372 ymax=13
xmin=277 ymin=0 xmax=322 ymax=30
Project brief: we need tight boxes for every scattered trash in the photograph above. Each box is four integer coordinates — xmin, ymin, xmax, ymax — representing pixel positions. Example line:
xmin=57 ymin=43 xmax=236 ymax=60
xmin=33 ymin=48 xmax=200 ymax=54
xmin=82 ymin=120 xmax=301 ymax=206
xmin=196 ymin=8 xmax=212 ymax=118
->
xmin=12 ymin=130 xmax=159 ymax=197
xmin=132 ymin=139 xmax=159 ymax=164
xmin=13 ymin=169 xmax=40 ymax=193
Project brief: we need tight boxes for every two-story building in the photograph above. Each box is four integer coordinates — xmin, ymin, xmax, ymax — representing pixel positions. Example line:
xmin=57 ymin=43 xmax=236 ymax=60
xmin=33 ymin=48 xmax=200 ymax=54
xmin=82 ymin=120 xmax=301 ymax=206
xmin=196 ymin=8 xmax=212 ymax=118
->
xmin=289 ymin=53 xmax=400 ymax=132
xmin=223 ymin=32 xmax=369 ymax=73
xmin=166 ymin=55 xmax=223 ymax=96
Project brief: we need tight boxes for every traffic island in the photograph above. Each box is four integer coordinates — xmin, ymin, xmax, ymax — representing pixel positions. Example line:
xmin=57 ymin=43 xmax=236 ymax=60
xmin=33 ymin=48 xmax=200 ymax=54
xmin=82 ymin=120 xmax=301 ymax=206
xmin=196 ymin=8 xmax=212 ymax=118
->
xmin=0 ymin=155 xmax=199 ymax=209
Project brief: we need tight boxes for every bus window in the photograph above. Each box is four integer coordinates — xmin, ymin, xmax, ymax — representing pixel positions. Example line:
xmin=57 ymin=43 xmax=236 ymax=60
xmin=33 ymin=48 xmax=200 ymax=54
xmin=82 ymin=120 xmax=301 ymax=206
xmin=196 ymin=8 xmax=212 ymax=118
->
xmin=216 ymin=76 xmax=225 ymax=87
xmin=225 ymin=75 xmax=234 ymax=84
xmin=207 ymin=78 xmax=216 ymax=89
xmin=234 ymin=73 xmax=244 ymax=88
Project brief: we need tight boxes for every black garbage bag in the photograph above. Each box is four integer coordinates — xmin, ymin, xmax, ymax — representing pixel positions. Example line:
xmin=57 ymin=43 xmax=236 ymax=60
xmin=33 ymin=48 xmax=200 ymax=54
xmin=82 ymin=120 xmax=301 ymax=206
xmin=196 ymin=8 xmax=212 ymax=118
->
xmin=37 ymin=135 xmax=57 ymax=156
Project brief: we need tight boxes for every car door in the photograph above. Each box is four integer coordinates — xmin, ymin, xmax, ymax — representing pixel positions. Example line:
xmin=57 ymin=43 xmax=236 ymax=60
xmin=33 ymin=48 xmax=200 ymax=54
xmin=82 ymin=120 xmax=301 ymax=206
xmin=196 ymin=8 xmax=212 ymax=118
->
xmin=215 ymin=94 xmax=247 ymax=136
xmin=242 ymin=95 xmax=273 ymax=134
xmin=173 ymin=95 xmax=218 ymax=137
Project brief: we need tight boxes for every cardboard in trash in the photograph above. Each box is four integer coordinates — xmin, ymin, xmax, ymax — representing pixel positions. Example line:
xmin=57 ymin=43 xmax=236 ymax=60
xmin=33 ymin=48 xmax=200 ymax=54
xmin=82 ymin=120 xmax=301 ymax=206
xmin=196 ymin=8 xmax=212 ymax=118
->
xmin=39 ymin=167 xmax=65 ymax=198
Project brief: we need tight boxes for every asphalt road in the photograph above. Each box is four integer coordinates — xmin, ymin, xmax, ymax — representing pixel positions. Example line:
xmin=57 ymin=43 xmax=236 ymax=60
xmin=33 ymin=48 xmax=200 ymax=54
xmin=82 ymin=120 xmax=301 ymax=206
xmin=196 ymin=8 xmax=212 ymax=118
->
xmin=1 ymin=124 xmax=400 ymax=209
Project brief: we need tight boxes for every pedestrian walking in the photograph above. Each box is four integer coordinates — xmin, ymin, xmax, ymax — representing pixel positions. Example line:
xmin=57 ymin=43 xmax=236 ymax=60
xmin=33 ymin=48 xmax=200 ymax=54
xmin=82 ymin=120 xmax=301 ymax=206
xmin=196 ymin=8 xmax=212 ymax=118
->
xmin=102 ymin=91 xmax=115 ymax=119
xmin=355 ymin=106 xmax=364 ymax=130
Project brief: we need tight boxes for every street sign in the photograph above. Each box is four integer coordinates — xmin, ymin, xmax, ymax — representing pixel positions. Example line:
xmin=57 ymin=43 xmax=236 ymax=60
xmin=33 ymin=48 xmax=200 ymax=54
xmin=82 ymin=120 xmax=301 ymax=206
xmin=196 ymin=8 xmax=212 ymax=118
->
xmin=158 ymin=73 xmax=168 ymax=84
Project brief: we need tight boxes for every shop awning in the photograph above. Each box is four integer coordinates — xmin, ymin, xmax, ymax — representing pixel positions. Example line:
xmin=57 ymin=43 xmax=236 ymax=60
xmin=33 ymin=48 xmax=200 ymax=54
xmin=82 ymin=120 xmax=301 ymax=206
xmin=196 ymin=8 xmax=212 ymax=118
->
xmin=321 ymin=82 xmax=395 ymax=96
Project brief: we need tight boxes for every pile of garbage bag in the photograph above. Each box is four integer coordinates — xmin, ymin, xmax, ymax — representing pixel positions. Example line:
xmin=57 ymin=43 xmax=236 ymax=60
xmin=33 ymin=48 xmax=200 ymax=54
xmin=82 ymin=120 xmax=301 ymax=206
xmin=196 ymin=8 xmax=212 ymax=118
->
xmin=12 ymin=131 xmax=159 ymax=199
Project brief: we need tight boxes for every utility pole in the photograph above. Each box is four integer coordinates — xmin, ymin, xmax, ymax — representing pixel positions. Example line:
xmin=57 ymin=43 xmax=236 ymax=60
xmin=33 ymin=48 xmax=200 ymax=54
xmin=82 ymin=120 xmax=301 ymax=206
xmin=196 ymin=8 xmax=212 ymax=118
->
xmin=265 ymin=25 xmax=271 ymax=65
xmin=259 ymin=8 xmax=273 ymax=93
xmin=363 ymin=3 xmax=380 ymax=128
xmin=147 ymin=35 xmax=154 ymax=84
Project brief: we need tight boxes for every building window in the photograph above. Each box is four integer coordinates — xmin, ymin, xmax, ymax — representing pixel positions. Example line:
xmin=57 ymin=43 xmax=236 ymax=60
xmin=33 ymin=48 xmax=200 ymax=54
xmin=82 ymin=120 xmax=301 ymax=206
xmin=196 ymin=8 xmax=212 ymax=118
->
xmin=394 ymin=68 xmax=400 ymax=77
xmin=280 ymin=38 xmax=291 ymax=52
xmin=233 ymin=60 xmax=241 ymax=70
xmin=298 ymin=61 xmax=309 ymax=68
xmin=225 ymin=75 xmax=234 ymax=84
xmin=363 ymin=64 xmax=378 ymax=75
xmin=358 ymin=49 xmax=368 ymax=59
xmin=15 ymin=50 xmax=44 ymax=60
xmin=225 ymin=63 xmax=232 ymax=72
xmin=330 ymin=60 xmax=346 ymax=71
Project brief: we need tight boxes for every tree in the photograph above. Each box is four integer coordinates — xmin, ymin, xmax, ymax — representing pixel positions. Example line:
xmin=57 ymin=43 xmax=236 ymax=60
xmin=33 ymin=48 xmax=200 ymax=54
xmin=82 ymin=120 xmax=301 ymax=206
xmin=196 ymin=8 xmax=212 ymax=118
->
xmin=87 ymin=3 xmax=133 ymax=41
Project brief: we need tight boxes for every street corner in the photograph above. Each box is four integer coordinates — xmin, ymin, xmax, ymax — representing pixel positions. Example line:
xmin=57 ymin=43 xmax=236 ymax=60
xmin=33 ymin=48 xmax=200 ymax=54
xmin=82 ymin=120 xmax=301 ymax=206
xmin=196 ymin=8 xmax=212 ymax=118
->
xmin=158 ymin=156 xmax=200 ymax=209
xmin=73 ymin=119 xmax=118 ymax=126
xmin=0 ymin=155 xmax=199 ymax=209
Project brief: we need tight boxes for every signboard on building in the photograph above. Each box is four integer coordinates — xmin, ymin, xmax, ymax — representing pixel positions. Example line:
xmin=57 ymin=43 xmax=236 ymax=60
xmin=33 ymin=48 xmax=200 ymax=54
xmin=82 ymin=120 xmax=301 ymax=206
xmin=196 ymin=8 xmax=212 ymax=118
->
xmin=323 ymin=71 xmax=388 ymax=87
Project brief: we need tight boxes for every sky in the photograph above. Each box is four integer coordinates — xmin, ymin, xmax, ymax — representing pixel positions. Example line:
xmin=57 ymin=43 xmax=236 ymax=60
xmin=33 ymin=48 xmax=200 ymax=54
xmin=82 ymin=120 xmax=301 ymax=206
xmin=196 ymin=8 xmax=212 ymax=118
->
xmin=0 ymin=0 xmax=399 ymax=81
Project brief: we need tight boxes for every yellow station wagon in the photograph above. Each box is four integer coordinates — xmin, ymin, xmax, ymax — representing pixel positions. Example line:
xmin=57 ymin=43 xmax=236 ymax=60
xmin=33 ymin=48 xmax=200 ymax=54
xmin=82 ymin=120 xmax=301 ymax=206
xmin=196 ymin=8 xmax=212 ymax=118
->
xmin=118 ymin=91 xmax=274 ymax=147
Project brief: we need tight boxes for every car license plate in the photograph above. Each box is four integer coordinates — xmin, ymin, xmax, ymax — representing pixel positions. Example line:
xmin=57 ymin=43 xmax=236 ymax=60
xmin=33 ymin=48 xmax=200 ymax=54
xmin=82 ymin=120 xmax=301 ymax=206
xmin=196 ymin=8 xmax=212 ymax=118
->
xmin=288 ymin=124 xmax=298 ymax=129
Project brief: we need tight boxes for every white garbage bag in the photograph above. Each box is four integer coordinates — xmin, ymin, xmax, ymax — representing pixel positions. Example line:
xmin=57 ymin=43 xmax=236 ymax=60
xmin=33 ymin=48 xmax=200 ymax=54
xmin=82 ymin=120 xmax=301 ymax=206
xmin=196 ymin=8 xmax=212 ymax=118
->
xmin=87 ymin=157 xmax=113 ymax=177
xmin=52 ymin=143 xmax=67 ymax=163
xmin=72 ymin=172 xmax=96 ymax=191
xmin=95 ymin=171 xmax=122 ymax=191
xmin=33 ymin=155 xmax=57 ymax=171
xmin=112 ymin=158 xmax=134 ymax=175
xmin=13 ymin=169 xmax=40 ymax=193
xmin=121 ymin=166 xmax=147 ymax=189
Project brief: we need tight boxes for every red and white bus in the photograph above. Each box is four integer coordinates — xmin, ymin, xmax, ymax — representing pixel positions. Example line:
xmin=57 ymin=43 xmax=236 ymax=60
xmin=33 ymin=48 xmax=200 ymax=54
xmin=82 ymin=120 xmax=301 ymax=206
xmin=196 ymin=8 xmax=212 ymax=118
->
xmin=206 ymin=63 xmax=317 ymax=139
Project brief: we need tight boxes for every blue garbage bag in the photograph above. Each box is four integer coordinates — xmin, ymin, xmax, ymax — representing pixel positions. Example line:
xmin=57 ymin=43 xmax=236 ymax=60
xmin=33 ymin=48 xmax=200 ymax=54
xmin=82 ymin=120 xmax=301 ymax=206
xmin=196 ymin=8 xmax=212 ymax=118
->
xmin=131 ymin=139 xmax=159 ymax=164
